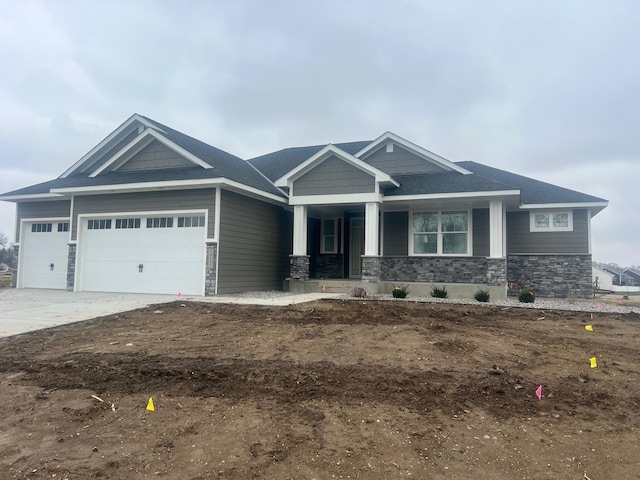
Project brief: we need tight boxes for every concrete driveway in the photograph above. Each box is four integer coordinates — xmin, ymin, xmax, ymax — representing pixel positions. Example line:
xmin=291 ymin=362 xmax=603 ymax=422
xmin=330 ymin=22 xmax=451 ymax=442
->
xmin=0 ymin=289 xmax=338 ymax=337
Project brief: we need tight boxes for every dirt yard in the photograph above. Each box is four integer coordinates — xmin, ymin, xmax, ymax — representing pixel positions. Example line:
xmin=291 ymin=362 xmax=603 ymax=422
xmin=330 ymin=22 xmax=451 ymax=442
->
xmin=1 ymin=299 xmax=639 ymax=480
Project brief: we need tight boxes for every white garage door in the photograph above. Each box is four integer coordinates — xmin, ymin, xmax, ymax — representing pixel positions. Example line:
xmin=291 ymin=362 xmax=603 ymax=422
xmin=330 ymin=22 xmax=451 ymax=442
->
xmin=78 ymin=214 xmax=206 ymax=295
xmin=20 ymin=220 xmax=70 ymax=289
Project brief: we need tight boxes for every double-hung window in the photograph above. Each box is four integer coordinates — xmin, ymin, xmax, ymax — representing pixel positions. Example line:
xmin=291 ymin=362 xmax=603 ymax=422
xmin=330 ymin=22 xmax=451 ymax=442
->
xmin=321 ymin=218 xmax=339 ymax=254
xmin=412 ymin=210 xmax=470 ymax=255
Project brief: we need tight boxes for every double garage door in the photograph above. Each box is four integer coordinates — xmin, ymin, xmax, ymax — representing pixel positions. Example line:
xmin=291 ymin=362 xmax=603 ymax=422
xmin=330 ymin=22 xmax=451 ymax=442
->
xmin=77 ymin=214 xmax=206 ymax=295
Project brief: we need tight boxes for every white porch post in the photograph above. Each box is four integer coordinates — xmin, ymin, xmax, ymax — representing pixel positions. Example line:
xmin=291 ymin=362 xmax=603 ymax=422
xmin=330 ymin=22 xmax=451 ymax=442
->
xmin=489 ymin=200 xmax=504 ymax=258
xmin=293 ymin=205 xmax=307 ymax=255
xmin=364 ymin=202 xmax=380 ymax=256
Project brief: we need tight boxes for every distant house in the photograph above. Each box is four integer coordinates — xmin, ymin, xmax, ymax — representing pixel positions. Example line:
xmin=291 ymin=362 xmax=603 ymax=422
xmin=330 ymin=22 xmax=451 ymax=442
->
xmin=623 ymin=269 xmax=640 ymax=286
xmin=593 ymin=265 xmax=616 ymax=291
xmin=0 ymin=114 xmax=608 ymax=299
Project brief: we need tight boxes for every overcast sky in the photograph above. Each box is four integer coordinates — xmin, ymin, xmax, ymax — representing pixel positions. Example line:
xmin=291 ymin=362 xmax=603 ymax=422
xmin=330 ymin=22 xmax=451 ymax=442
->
xmin=1 ymin=0 xmax=638 ymax=266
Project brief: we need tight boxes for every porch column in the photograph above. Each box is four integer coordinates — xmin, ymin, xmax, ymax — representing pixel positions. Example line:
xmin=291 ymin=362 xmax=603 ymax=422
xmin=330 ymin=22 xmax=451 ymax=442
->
xmin=290 ymin=205 xmax=310 ymax=281
xmin=489 ymin=200 xmax=504 ymax=258
xmin=364 ymin=202 xmax=380 ymax=256
xmin=293 ymin=205 xmax=307 ymax=255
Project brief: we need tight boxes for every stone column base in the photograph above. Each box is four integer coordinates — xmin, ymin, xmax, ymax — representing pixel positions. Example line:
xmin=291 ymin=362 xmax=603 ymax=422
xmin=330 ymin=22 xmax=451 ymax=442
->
xmin=205 ymin=243 xmax=218 ymax=296
xmin=289 ymin=255 xmax=310 ymax=280
xmin=362 ymin=256 xmax=382 ymax=283
xmin=67 ymin=244 xmax=77 ymax=291
xmin=486 ymin=257 xmax=507 ymax=286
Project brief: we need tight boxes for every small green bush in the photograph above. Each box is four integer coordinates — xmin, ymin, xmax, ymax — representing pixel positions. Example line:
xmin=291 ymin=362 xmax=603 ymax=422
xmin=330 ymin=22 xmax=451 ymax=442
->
xmin=351 ymin=286 xmax=367 ymax=298
xmin=518 ymin=287 xmax=535 ymax=303
xmin=431 ymin=285 xmax=448 ymax=298
xmin=474 ymin=289 xmax=490 ymax=302
xmin=392 ymin=284 xmax=410 ymax=298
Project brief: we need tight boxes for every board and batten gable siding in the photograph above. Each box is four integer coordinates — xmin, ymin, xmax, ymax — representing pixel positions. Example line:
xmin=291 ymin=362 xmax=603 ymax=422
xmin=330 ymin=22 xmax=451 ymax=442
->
xmin=217 ymin=189 xmax=292 ymax=293
xmin=293 ymin=156 xmax=375 ymax=195
xmin=507 ymin=209 xmax=589 ymax=254
xmin=361 ymin=144 xmax=447 ymax=176
xmin=71 ymin=189 xmax=216 ymax=240
xmin=115 ymin=139 xmax=194 ymax=172
xmin=383 ymin=211 xmax=409 ymax=256
xmin=16 ymin=200 xmax=72 ymax=242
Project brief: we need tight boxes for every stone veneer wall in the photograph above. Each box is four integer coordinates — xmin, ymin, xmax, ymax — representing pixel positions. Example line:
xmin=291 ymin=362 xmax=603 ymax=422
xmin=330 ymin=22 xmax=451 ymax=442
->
xmin=67 ymin=244 xmax=76 ymax=290
xmin=362 ymin=256 xmax=382 ymax=283
xmin=486 ymin=258 xmax=507 ymax=287
xmin=507 ymin=254 xmax=593 ymax=299
xmin=10 ymin=245 xmax=18 ymax=288
xmin=314 ymin=254 xmax=343 ymax=279
xmin=381 ymin=256 xmax=489 ymax=283
xmin=204 ymin=243 xmax=217 ymax=296
xmin=289 ymin=255 xmax=310 ymax=280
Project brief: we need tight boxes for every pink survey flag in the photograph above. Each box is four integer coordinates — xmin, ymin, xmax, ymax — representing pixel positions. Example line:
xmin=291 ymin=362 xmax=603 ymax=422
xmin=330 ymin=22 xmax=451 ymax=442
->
xmin=322 ymin=285 xmax=326 ymax=292
xmin=597 ymin=303 xmax=602 ymax=310
xmin=535 ymin=385 xmax=543 ymax=400
xmin=618 ymin=298 xmax=622 ymax=304
xmin=177 ymin=292 xmax=182 ymax=297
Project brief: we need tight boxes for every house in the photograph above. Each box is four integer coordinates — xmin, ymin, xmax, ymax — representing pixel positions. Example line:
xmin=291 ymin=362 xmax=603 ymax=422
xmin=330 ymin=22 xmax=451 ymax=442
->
xmin=592 ymin=265 xmax=616 ymax=291
xmin=0 ymin=114 xmax=608 ymax=299
xmin=623 ymin=269 xmax=640 ymax=286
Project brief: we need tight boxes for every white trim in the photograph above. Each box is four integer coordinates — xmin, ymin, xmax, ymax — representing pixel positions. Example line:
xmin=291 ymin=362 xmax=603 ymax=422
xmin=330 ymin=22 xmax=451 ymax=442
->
xmin=50 ymin=178 xmax=287 ymax=205
xmin=520 ymin=202 xmax=608 ymax=210
xmin=364 ymin=202 xmax=380 ymax=256
xmin=383 ymin=190 xmax=520 ymax=202
xmin=1 ymin=193 xmax=65 ymax=201
xmin=355 ymin=131 xmax=472 ymax=175
xmin=214 ymin=188 xmax=221 ymax=294
xmin=489 ymin=200 xmax=504 ymax=258
xmin=587 ymin=208 xmax=592 ymax=254
xmin=68 ymin=195 xmax=75 ymax=244
xmin=289 ymin=193 xmax=383 ymax=206
xmin=60 ymin=114 xmax=163 ymax=178
xmin=409 ymin=209 xmax=472 ymax=256
xmin=293 ymin=205 xmax=308 ymax=256
xmin=275 ymin=144 xmax=397 ymax=188
xmin=90 ymin=128 xmax=213 ymax=177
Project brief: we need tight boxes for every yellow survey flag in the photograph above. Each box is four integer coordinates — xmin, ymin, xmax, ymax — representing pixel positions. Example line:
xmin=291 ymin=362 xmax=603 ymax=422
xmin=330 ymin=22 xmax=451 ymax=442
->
xmin=590 ymin=357 xmax=597 ymax=368
xmin=585 ymin=325 xmax=593 ymax=331
xmin=146 ymin=397 xmax=155 ymax=411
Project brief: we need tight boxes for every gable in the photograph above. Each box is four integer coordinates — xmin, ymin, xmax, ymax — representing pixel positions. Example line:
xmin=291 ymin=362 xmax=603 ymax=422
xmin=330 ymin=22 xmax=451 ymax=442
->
xmin=112 ymin=139 xmax=194 ymax=172
xmin=362 ymin=143 xmax=449 ymax=175
xmin=293 ymin=155 xmax=375 ymax=195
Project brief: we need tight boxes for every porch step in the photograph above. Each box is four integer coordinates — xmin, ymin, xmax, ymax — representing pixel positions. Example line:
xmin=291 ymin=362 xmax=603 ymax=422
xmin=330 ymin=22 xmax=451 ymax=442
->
xmin=287 ymin=279 xmax=371 ymax=295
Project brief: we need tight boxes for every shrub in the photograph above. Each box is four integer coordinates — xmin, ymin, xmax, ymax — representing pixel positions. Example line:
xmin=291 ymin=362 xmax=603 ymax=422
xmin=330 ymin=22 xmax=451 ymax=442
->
xmin=351 ymin=286 xmax=367 ymax=298
xmin=474 ymin=289 xmax=490 ymax=302
xmin=518 ymin=287 xmax=535 ymax=303
xmin=431 ymin=285 xmax=448 ymax=298
xmin=392 ymin=284 xmax=410 ymax=298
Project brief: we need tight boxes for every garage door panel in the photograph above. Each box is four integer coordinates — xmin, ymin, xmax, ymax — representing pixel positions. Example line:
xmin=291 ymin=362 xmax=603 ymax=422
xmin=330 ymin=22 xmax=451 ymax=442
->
xmin=21 ymin=222 xmax=69 ymax=289
xmin=79 ymin=214 xmax=206 ymax=295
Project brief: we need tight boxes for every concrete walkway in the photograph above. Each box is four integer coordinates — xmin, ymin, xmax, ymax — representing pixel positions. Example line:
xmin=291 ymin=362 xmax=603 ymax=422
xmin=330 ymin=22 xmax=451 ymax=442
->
xmin=0 ymin=289 xmax=339 ymax=338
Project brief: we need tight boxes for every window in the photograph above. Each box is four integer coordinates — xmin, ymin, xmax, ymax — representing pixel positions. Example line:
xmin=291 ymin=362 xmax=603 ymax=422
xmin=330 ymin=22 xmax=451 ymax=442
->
xmin=87 ymin=219 xmax=112 ymax=230
xmin=57 ymin=222 xmax=69 ymax=232
xmin=115 ymin=218 xmax=141 ymax=229
xmin=412 ymin=210 xmax=469 ymax=255
xmin=321 ymin=218 xmax=338 ymax=254
xmin=530 ymin=211 xmax=573 ymax=232
xmin=146 ymin=217 xmax=174 ymax=228
xmin=31 ymin=223 xmax=52 ymax=233
xmin=177 ymin=216 xmax=206 ymax=228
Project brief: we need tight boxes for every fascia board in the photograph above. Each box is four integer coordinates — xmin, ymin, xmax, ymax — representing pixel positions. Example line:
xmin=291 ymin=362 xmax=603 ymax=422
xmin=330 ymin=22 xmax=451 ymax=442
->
xmin=289 ymin=193 xmax=383 ymax=205
xmin=50 ymin=178 xmax=288 ymax=204
xmin=90 ymin=128 xmax=213 ymax=177
xmin=355 ymin=131 xmax=472 ymax=175
xmin=274 ymin=144 xmax=398 ymax=187
xmin=519 ymin=202 xmax=609 ymax=210
xmin=383 ymin=190 xmax=521 ymax=202
xmin=0 ymin=193 xmax=66 ymax=202
xmin=60 ymin=114 xmax=155 ymax=178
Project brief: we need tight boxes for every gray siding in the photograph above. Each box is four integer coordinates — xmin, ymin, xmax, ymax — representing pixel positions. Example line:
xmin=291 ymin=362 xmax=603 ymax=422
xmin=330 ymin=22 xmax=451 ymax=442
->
xmin=383 ymin=211 xmax=408 ymax=255
xmin=82 ymin=129 xmax=139 ymax=174
xmin=16 ymin=200 xmax=71 ymax=242
xmin=507 ymin=209 xmax=589 ymax=254
xmin=472 ymin=208 xmax=490 ymax=257
xmin=294 ymin=156 xmax=375 ymax=195
xmin=362 ymin=144 xmax=446 ymax=175
xmin=116 ymin=139 xmax=193 ymax=172
xmin=72 ymin=189 xmax=216 ymax=240
xmin=217 ymin=190 xmax=292 ymax=293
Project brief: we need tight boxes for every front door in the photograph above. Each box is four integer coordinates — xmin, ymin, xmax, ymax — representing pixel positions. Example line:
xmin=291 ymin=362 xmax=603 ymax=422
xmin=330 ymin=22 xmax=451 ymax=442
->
xmin=349 ymin=218 xmax=364 ymax=278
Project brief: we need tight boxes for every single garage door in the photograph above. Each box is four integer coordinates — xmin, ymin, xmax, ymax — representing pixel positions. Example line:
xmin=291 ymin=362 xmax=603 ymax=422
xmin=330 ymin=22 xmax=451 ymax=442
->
xmin=20 ymin=220 xmax=70 ymax=289
xmin=78 ymin=214 xmax=206 ymax=295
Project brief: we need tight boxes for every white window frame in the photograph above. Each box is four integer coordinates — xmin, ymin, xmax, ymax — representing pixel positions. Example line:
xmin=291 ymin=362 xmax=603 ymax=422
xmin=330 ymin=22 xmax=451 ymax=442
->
xmin=409 ymin=209 xmax=472 ymax=256
xmin=320 ymin=218 xmax=339 ymax=254
xmin=530 ymin=210 xmax=573 ymax=232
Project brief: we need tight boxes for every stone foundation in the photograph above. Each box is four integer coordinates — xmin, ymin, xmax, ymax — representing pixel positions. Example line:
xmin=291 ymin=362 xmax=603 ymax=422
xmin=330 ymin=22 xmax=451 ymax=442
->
xmin=289 ymin=255 xmax=310 ymax=280
xmin=486 ymin=258 xmax=507 ymax=286
xmin=314 ymin=254 xmax=343 ymax=279
xmin=381 ymin=256 xmax=489 ymax=284
xmin=205 ymin=243 xmax=218 ymax=295
xmin=67 ymin=244 xmax=76 ymax=290
xmin=507 ymin=254 xmax=593 ymax=298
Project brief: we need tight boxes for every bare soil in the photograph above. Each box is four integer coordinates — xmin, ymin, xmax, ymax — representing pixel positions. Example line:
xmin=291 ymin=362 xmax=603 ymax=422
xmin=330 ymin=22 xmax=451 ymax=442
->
xmin=1 ymin=299 xmax=639 ymax=480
